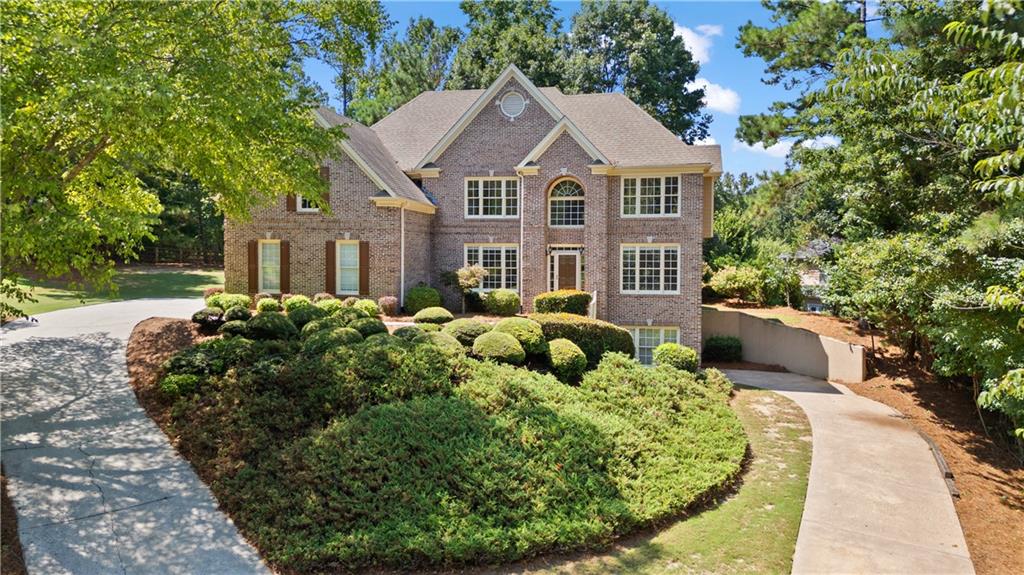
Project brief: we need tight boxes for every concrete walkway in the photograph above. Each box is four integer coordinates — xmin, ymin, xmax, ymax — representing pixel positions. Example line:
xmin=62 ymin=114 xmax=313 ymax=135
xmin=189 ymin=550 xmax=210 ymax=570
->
xmin=725 ymin=370 xmax=974 ymax=575
xmin=2 ymin=299 xmax=269 ymax=574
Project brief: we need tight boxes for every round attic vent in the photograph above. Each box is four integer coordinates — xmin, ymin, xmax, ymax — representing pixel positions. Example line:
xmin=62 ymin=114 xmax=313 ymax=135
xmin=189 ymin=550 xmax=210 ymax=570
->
xmin=499 ymin=91 xmax=526 ymax=119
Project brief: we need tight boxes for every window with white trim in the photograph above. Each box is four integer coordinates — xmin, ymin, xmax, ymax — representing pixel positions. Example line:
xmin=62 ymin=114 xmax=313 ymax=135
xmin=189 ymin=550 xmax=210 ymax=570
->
xmin=465 ymin=244 xmax=518 ymax=291
xmin=621 ymin=176 xmax=680 ymax=216
xmin=258 ymin=240 xmax=281 ymax=293
xmin=465 ymin=178 xmax=518 ymax=218
xmin=297 ymin=195 xmax=319 ymax=213
xmin=627 ymin=326 xmax=679 ymax=365
xmin=620 ymin=244 xmax=680 ymax=294
xmin=548 ymin=179 xmax=585 ymax=227
xmin=335 ymin=240 xmax=359 ymax=295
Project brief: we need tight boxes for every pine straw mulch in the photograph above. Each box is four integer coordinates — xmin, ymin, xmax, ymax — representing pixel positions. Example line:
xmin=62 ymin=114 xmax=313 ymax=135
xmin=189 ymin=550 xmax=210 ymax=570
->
xmin=1 ymin=466 xmax=27 ymax=575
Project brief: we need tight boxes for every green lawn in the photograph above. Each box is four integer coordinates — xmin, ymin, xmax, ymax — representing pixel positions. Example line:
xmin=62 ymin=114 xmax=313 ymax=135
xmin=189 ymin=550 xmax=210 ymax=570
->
xmin=6 ymin=267 xmax=223 ymax=317
xmin=512 ymin=388 xmax=810 ymax=575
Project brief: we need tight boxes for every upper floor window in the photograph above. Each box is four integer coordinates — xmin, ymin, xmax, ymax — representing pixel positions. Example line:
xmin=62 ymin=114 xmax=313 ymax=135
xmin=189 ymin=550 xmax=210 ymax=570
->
xmin=499 ymin=91 xmax=527 ymax=119
xmin=620 ymin=244 xmax=680 ymax=294
xmin=466 ymin=178 xmax=518 ymax=218
xmin=465 ymin=244 xmax=518 ymax=291
xmin=548 ymin=179 xmax=585 ymax=227
xmin=621 ymin=176 xmax=680 ymax=217
xmin=297 ymin=195 xmax=319 ymax=213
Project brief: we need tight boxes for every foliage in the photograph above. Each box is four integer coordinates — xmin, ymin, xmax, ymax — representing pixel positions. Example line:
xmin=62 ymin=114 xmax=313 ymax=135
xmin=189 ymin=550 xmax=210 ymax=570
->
xmin=206 ymin=293 xmax=251 ymax=311
xmin=341 ymin=297 xmax=359 ymax=307
xmin=377 ymin=296 xmax=398 ymax=316
xmin=412 ymin=331 xmax=466 ymax=359
xmin=417 ymin=322 xmax=442 ymax=333
xmin=492 ymin=317 xmax=548 ymax=356
xmin=301 ymin=327 xmax=364 ymax=356
xmin=533 ymin=289 xmax=592 ymax=315
xmin=529 ymin=313 xmax=635 ymax=367
xmin=283 ymin=295 xmax=312 ymax=313
xmin=333 ymin=306 xmax=369 ymax=325
xmin=315 ymin=298 xmax=344 ymax=315
xmin=393 ymin=325 xmax=426 ymax=341
xmin=483 ymin=288 xmax=520 ymax=316
xmin=313 ymin=293 xmax=334 ymax=303
xmin=246 ymin=312 xmax=298 ymax=341
xmin=300 ymin=316 xmax=349 ymax=340
xmin=353 ymin=298 xmax=380 ymax=317
xmin=404 ymin=284 xmax=443 ymax=314
xmin=256 ymin=298 xmax=282 ymax=313
xmin=547 ymin=338 xmax=586 ymax=383
xmin=472 ymin=331 xmax=526 ymax=364
xmin=0 ymin=0 xmax=386 ymax=317
xmin=653 ymin=343 xmax=699 ymax=373
xmin=441 ymin=318 xmax=492 ymax=347
xmin=413 ymin=306 xmax=454 ymax=324
xmin=218 ymin=320 xmax=249 ymax=338
xmin=708 ymin=266 xmax=762 ymax=302
xmin=348 ymin=317 xmax=388 ymax=338
xmin=191 ymin=306 xmax=224 ymax=330
xmin=700 ymin=368 xmax=735 ymax=399
xmin=702 ymin=336 xmax=743 ymax=363
xmin=138 ymin=170 xmax=223 ymax=258
xmin=286 ymin=303 xmax=328 ymax=330
xmin=160 ymin=374 xmax=200 ymax=398
xmin=223 ymin=306 xmax=252 ymax=323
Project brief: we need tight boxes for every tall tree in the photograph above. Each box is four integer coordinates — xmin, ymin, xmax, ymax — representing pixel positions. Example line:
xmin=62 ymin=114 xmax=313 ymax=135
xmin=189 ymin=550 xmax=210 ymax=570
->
xmin=349 ymin=17 xmax=462 ymax=125
xmin=564 ymin=0 xmax=710 ymax=142
xmin=447 ymin=0 xmax=565 ymax=89
xmin=1 ymin=0 xmax=386 ymax=317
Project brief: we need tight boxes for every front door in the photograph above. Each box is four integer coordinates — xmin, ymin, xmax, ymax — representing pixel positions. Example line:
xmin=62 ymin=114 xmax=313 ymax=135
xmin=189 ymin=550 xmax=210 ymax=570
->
xmin=555 ymin=252 xmax=580 ymax=290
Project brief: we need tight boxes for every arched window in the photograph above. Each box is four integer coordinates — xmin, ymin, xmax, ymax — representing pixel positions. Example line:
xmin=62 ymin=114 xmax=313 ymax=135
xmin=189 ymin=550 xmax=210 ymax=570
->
xmin=548 ymin=179 xmax=585 ymax=227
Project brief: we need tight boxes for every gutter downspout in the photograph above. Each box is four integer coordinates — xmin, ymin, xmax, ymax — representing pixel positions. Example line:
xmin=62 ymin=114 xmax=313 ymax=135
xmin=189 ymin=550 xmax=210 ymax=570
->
xmin=519 ymin=173 xmax=525 ymax=313
xmin=400 ymin=206 xmax=406 ymax=308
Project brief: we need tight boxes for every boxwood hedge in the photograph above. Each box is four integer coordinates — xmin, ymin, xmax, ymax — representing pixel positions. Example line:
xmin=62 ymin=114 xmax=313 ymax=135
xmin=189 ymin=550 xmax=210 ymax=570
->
xmin=528 ymin=313 xmax=635 ymax=367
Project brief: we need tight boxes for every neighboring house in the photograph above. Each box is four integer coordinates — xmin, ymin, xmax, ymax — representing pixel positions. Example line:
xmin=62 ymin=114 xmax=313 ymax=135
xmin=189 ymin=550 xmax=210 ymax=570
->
xmin=783 ymin=239 xmax=833 ymax=313
xmin=224 ymin=64 xmax=721 ymax=359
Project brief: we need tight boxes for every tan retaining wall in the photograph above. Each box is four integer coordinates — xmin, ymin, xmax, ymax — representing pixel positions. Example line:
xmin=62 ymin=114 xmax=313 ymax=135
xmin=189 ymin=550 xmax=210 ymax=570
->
xmin=702 ymin=306 xmax=866 ymax=383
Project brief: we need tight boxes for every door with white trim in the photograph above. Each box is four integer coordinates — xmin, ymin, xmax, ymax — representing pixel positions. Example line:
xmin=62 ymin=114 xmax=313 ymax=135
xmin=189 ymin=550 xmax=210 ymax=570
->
xmin=550 ymin=250 xmax=581 ymax=291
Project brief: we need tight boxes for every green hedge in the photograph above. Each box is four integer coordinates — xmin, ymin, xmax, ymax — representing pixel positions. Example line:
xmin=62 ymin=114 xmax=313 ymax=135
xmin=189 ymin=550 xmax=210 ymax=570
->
xmin=286 ymin=303 xmax=328 ymax=329
xmin=316 ymin=299 xmax=345 ymax=314
xmin=218 ymin=320 xmax=248 ymax=337
xmin=492 ymin=317 xmax=547 ymax=355
xmin=441 ymin=318 xmax=492 ymax=347
xmin=411 ymin=331 xmax=465 ymax=358
xmin=472 ymin=331 xmax=525 ymax=364
xmin=191 ymin=306 xmax=224 ymax=329
xmin=413 ymin=306 xmax=454 ymax=324
xmin=702 ymin=336 xmax=742 ymax=362
xmin=247 ymin=312 xmax=298 ymax=340
xmin=653 ymin=343 xmax=699 ymax=372
xmin=528 ymin=313 xmax=635 ymax=367
xmin=483 ymin=289 xmax=520 ymax=316
xmin=348 ymin=317 xmax=388 ymax=338
xmin=533 ymin=290 xmax=592 ymax=315
xmin=405 ymin=285 xmax=442 ymax=314
xmin=256 ymin=298 xmax=282 ymax=313
xmin=206 ymin=292 xmax=251 ymax=311
xmin=354 ymin=299 xmax=380 ymax=317
xmin=393 ymin=325 xmax=425 ymax=341
xmin=547 ymin=338 xmax=586 ymax=383
xmin=301 ymin=327 xmax=363 ymax=356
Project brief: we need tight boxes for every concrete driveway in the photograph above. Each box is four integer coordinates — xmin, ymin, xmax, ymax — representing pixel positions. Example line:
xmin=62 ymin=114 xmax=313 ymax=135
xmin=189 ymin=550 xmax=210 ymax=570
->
xmin=2 ymin=299 xmax=269 ymax=574
xmin=726 ymin=370 xmax=975 ymax=575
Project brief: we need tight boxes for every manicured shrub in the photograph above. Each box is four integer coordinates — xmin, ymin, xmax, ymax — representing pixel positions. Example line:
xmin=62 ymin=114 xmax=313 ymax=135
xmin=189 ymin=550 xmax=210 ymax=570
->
xmin=218 ymin=320 xmax=249 ymax=337
xmin=159 ymin=373 xmax=200 ymax=397
xmin=364 ymin=333 xmax=405 ymax=348
xmin=332 ymin=306 xmax=369 ymax=325
xmin=653 ymin=343 xmax=699 ymax=372
xmin=246 ymin=311 xmax=298 ymax=340
xmin=442 ymin=318 xmax=492 ymax=347
xmin=492 ymin=317 xmax=547 ymax=356
xmin=313 ymin=292 xmax=334 ymax=303
xmin=191 ymin=306 xmax=224 ymax=329
xmin=417 ymin=322 xmax=441 ymax=332
xmin=377 ymin=296 xmax=399 ymax=316
xmin=700 ymin=368 xmax=734 ymax=399
xmin=287 ymin=303 xmax=327 ymax=329
xmin=206 ymin=292 xmax=251 ymax=311
xmin=301 ymin=327 xmax=363 ymax=356
xmin=528 ymin=313 xmax=635 ymax=367
xmin=256 ymin=297 xmax=282 ymax=313
xmin=223 ymin=306 xmax=251 ymax=322
xmin=341 ymin=296 xmax=359 ymax=307
xmin=483 ymin=288 xmax=520 ymax=316
xmin=548 ymin=338 xmax=587 ymax=382
xmin=283 ymin=294 xmax=312 ymax=313
xmin=254 ymin=292 xmax=273 ymax=303
xmin=162 ymin=336 xmax=258 ymax=377
xmin=202 ymin=286 xmax=223 ymax=299
xmin=315 ymin=298 xmax=344 ymax=315
xmin=702 ymin=336 xmax=742 ymax=362
xmin=412 ymin=331 xmax=465 ymax=358
xmin=533 ymin=289 xmax=592 ymax=315
xmin=348 ymin=317 xmax=387 ymax=338
xmin=413 ymin=306 xmax=454 ymax=324
xmin=300 ymin=316 xmax=349 ymax=339
xmin=405 ymin=284 xmax=442 ymax=314
xmin=472 ymin=331 xmax=526 ymax=364
xmin=393 ymin=325 xmax=425 ymax=341
xmin=354 ymin=298 xmax=380 ymax=317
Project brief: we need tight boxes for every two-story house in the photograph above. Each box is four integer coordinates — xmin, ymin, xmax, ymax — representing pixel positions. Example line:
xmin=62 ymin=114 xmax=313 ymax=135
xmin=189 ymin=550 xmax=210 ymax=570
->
xmin=224 ymin=64 xmax=721 ymax=360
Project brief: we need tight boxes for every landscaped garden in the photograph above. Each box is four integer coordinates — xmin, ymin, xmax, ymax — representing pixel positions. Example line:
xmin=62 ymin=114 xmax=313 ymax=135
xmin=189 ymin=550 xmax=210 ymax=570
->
xmin=132 ymin=288 xmax=749 ymax=572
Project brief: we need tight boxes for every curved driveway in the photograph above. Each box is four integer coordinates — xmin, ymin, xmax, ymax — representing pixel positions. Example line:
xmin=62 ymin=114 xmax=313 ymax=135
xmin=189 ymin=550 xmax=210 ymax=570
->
xmin=726 ymin=370 xmax=974 ymax=575
xmin=2 ymin=299 xmax=269 ymax=574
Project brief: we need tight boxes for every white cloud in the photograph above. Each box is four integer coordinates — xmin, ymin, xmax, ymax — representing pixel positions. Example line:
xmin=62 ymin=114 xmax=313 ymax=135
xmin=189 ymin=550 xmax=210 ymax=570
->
xmin=733 ymin=139 xmax=793 ymax=158
xmin=694 ymin=136 xmax=718 ymax=146
xmin=800 ymin=135 xmax=841 ymax=149
xmin=674 ymin=23 xmax=723 ymax=64
xmin=687 ymin=78 xmax=741 ymax=114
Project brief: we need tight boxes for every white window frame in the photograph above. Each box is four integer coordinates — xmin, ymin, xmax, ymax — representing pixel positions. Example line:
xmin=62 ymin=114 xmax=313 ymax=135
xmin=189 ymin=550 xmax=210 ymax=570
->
xmin=626 ymin=326 xmax=680 ymax=365
xmin=296 ymin=195 xmax=320 ymax=213
xmin=548 ymin=246 xmax=584 ymax=291
xmin=619 ymin=243 xmax=681 ymax=295
xmin=464 ymin=243 xmax=519 ymax=292
xmin=257 ymin=239 xmax=282 ymax=294
xmin=465 ymin=177 xmax=519 ymax=219
xmin=620 ymin=175 xmax=681 ymax=218
xmin=335 ymin=240 xmax=360 ymax=296
xmin=548 ymin=178 xmax=585 ymax=228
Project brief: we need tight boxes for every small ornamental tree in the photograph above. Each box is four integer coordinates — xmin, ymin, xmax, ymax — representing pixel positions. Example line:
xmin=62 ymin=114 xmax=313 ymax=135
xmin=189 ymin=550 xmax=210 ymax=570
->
xmin=442 ymin=264 xmax=488 ymax=312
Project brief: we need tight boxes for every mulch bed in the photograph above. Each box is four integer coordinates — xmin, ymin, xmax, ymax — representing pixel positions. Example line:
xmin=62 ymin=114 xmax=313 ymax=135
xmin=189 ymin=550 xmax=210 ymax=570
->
xmin=1 ymin=466 xmax=27 ymax=575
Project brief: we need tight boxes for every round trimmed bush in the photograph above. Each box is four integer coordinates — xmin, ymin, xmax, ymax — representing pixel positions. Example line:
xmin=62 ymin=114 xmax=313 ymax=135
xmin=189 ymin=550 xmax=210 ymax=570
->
xmin=353 ymin=298 xmax=380 ymax=317
xmin=653 ymin=343 xmax=699 ymax=372
xmin=548 ymin=338 xmax=587 ymax=382
xmin=348 ymin=317 xmax=387 ymax=338
xmin=206 ymin=292 xmax=251 ymax=311
xmin=332 ymin=306 xmax=369 ymax=325
xmin=341 ymin=296 xmax=359 ymax=307
xmin=223 ymin=306 xmax=252 ymax=322
xmin=203 ymin=286 xmax=223 ymax=299
xmin=246 ymin=311 xmax=298 ymax=340
xmin=533 ymin=290 xmax=592 ymax=315
xmin=300 ymin=316 xmax=349 ymax=339
xmin=316 ymin=299 xmax=344 ymax=315
xmin=529 ymin=313 xmax=635 ymax=367
xmin=191 ymin=306 xmax=224 ymax=329
xmin=417 ymin=322 xmax=441 ymax=332
xmin=313 ymin=292 xmax=335 ymax=303
xmin=405 ymin=285 xmax=442 ymax=314
xmin=218 ymin=320 xmax=249 ymax=337
xmin=442 ymin=318 xmax=492 ymax=347
xmin=286 ymin=303 xmax=327 ymax=329
xmin=301 ymin=327 xmax=363 ymax=356
xmin=364 ymin=333 xmax=406 ymax=348
xmin=159 ymin=373 xmax=200 ymax=398
xmin=412 ymin=331 xmax=465 ymax=358
xmin=377 ymin=296 xmax=399 ymax=316
xmin=702 ymin=336 xmax=742 ymax=362
xmin=393 ymin=325 xmax=425 ymax=341
xmin=256 ymin=298 xmax=282 ymax=313
xmin=283 ymin=294 xmax=312 ymax=313
xmin=413 ymin=306 xmax=454 ymax=324
xmin=492 ymin=317 xmax=547 ymax=355
xmin=472 ymin=331 xmax=526 ymax=364
xmin=483 ymin=289 xmax=520 ymax=316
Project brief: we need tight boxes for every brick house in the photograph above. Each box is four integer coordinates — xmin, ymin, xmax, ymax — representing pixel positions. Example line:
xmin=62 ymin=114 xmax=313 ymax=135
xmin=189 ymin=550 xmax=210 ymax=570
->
xmin=224 ymin=65 xmax=721 ymax=361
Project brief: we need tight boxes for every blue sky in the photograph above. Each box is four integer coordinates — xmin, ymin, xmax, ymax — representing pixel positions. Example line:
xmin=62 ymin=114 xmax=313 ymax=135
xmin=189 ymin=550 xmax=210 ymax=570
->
xmin=304 ymin=1 xmax=801 ymax=175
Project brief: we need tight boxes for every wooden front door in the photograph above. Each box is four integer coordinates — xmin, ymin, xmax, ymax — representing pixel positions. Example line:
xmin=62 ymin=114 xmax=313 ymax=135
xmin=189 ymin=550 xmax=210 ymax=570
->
xmin=555 ymin=252 xmax=579 ymax=290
